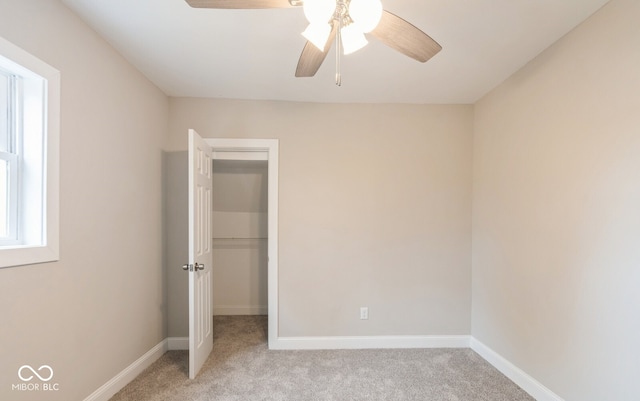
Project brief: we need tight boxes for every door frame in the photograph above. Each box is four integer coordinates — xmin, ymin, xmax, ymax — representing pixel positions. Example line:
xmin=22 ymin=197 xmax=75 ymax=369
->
xmin=207 ymin=138 xmax=278 ymax=348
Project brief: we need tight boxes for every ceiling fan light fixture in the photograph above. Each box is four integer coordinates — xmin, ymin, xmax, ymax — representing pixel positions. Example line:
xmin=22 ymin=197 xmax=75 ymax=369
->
xmin=303 ymin=0 xmax=336 ymax=25
xmin=341 ymin=24 xmax=368 ymax=55
xmin=348 ymin=0 xmax=383 ymax=33
xmin=186 ymin=0 xmax=443 ymax=83
xmin=302 ymin=23 xmax=332 ymax=51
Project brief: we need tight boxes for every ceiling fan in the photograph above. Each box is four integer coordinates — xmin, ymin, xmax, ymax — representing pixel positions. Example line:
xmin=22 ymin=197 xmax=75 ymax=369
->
xmin=185 ymin=0 xmax=442 ymax=85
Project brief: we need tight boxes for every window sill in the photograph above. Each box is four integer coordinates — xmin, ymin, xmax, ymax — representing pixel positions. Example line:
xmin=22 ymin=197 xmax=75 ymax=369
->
xmin=0 ymin=245 xmax=59 ymax=269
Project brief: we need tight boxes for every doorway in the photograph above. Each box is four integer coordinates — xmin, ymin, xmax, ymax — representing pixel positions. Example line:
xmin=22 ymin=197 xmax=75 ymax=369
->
xmin=206 ymin=138 xmax=279 ymax=349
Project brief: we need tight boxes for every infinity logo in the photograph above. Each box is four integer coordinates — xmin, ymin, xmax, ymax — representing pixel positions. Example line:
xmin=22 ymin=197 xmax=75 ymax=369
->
xmin=18 ymin=365 xmax=54 ymax=382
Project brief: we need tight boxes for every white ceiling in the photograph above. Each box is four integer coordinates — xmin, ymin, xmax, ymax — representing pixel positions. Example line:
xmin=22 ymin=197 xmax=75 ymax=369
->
xmin=61 ymin=0 xmax=609 ymax=104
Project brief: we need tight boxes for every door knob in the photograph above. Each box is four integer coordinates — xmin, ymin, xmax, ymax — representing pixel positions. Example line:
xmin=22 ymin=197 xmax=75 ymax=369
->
xmin=195 ymin=263 xmax=205 ymax=271
xmin=182 ymin=264 xmax=191 ymax=271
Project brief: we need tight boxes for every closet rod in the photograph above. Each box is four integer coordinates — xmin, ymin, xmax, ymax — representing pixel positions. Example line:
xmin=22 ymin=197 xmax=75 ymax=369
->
xmin=212 ymin=237 xmax=267 ymax=240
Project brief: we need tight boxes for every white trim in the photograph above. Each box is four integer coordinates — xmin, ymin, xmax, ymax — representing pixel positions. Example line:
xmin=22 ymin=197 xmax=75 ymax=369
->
xmin=212 ymin=150 xmax=268 ymax=161
xmin=167 ymin=337 xmax=189 ymax=350
xmin=213 ymin=305 xmax=268 ymax=315
xmin=205 ymin=138 xmax=279 ymax=351
xmin=83 ymin=339 xmax=168 ymax=401
xmin=271 ymin=335 xmax=471 ymax=350
xmin=470 ymin=338 xmax=564 ymax=401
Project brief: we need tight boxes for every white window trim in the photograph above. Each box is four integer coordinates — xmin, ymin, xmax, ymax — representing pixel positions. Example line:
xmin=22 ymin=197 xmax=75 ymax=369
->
xmin=0 ymin=36 xmax=59 ymax=268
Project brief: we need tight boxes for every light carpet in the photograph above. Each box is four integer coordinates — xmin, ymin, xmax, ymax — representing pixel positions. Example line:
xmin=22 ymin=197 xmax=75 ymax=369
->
xmin=109 ymin=316 xmax=533 ymax=401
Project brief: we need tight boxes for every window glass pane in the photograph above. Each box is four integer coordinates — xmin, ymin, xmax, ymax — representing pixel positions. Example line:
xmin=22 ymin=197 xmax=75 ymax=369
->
xmin=0 ymin=159 xmax=7 ymax=237
xmin=0 ymin=72 xmax=9 ymax=153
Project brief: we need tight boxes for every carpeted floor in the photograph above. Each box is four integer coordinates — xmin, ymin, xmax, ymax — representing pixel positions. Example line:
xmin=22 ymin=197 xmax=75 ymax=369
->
xmin=110 ymin=316 xmax=534 ymax=401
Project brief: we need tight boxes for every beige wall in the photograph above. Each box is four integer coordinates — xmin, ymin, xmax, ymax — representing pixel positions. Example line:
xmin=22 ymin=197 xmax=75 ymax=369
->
xmin=472 ymin=0 xmax=640 ymax=400
xmin=169 ymin=99 xmax=473 ymax=337
xmin=0 ymin=1 xmax=169 ymax=400
xmin=164 ymin=151 xmax=189 ymax=338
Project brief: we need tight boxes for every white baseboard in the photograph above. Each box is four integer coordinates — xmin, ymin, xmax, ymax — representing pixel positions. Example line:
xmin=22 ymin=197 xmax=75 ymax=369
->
xmin=167 ymin=336 xmax=189 ymax=350
xmin=271 ymin=335 xmax=471 ymax=350
xmin=213 ymin=305 xmax=267 ymax=315
xmin=469 ymin=338 xmax=564 ymax=401
xmin=83 ymin=339 xmax=168 ymax=401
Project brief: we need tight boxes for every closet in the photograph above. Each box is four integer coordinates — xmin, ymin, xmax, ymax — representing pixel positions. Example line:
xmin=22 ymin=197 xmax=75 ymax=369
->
xmin=211 ymin=159 xmax=268 ymax=316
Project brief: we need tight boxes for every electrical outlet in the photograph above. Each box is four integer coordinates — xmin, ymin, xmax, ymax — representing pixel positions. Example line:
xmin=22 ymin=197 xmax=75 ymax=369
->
xmin=360 ymin=307 xmax=369 ymax=320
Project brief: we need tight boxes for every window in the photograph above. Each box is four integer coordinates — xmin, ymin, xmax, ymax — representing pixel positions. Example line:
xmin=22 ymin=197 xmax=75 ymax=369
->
xmin=0 ymin=37 xmax=59 ymax=268
xmin=1 ymin=68 xmax=18 ymax=242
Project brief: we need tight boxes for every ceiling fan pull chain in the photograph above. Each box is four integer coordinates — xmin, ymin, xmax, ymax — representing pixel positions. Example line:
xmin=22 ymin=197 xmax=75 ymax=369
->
xmin=335 ymin=8 xmax=342 ymax=86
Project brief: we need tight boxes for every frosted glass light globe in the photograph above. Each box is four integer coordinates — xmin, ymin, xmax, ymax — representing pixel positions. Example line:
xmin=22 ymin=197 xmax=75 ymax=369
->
xmin=341 ymin=24 xmax=368 ymax=55
xmin=303 ymin=0 xmax=336 ymax=25
xmin=302 ymin=23 xmax=332 ymax=50
xmin=349 ymin=0 xmax=383 ymax=33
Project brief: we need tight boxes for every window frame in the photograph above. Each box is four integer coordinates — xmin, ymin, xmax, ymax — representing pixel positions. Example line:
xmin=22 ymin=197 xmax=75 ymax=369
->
xmin=0 ymin=36 xmax=60 ymax=268
xmin=1 ymin=69 xmax=19 ymax=244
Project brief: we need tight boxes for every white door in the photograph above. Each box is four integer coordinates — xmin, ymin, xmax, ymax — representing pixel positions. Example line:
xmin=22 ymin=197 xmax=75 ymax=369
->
xmin=188 ymin=129 xmax=213 ymax=379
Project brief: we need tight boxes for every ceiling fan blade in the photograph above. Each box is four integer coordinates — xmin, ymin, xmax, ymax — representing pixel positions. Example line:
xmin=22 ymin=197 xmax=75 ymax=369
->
xmin=185 ymin=0 xmax=298 ymax=9
xmin=370 ymin=11 xmax=442 ymax=63
xmin=295 ymin=22 xmax=338 ymax=77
